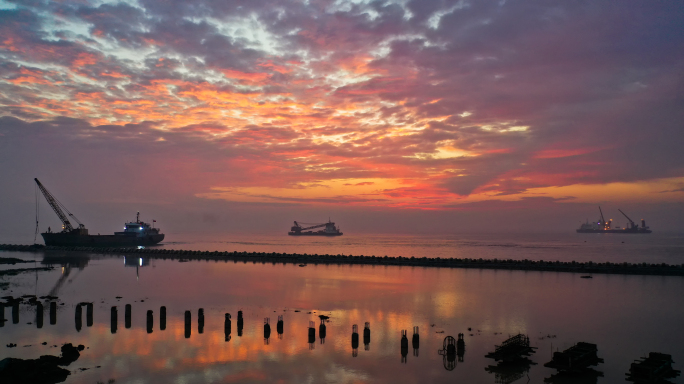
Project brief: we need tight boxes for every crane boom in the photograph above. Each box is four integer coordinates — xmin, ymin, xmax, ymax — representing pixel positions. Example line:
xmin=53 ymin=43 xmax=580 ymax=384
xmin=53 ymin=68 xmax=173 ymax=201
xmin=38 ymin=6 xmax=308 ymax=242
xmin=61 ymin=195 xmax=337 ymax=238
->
xmin=618 ymin=209 xmax=636 ymax=227
xmin=293 ymin=221 xmax=327 ymax=231
xmin=34 ymin=178 xmax=84 ymax=232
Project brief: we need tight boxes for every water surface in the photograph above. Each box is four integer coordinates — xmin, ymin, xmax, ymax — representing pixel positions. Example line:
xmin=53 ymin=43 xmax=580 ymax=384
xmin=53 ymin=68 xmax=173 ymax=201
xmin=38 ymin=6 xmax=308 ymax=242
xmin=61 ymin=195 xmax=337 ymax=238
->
xmin=1 ymin=249 xmax=683 ymax=384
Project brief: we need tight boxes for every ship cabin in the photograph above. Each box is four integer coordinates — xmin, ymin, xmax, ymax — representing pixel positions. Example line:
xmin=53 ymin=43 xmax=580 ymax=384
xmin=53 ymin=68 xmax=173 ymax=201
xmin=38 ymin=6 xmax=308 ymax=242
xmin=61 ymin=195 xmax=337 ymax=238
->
xmin=115 ymin=213 xmax=160 ymax=237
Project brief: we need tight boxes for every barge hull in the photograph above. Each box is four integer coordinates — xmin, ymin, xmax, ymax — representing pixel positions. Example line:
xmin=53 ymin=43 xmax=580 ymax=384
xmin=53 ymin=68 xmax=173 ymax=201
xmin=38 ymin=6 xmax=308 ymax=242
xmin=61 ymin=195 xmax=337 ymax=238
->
xmin=41 ymin=233 xmax=165 ymax=247
xmin=288 ymin=232 xmax=343 ymax=236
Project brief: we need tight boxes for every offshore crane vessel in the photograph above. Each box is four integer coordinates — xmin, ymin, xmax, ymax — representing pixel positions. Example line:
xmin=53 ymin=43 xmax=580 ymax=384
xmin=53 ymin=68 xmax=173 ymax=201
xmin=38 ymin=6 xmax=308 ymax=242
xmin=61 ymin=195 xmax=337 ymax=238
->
xmin=35 ymin=178 xmax=165 ymax=246
xmin=576 ymin=206 xmax=651 ymax=234
xmin=288 ymin=220 xmax=343 ymax=236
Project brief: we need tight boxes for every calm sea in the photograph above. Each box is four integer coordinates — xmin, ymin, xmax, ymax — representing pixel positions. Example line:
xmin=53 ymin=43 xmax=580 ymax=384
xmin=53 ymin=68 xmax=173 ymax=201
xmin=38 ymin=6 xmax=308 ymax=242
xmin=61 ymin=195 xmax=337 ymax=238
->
xmin=158 ymin=232 xmax=684 ymax=264
xmin=1 ymin=232 xmax=683 ymax=383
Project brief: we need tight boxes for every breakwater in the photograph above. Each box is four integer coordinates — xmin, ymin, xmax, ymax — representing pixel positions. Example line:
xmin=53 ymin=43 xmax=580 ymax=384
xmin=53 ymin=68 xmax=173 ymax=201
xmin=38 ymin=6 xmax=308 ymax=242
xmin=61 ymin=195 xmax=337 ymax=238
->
xmin=1 ymin=243 xmax=683 ymax=276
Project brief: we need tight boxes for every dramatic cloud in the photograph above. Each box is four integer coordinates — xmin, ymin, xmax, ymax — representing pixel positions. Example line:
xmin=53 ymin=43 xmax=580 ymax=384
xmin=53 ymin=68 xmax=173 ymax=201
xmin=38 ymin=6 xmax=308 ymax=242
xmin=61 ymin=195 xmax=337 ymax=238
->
xmin=1 ymin=0 xmax=683 ymax=232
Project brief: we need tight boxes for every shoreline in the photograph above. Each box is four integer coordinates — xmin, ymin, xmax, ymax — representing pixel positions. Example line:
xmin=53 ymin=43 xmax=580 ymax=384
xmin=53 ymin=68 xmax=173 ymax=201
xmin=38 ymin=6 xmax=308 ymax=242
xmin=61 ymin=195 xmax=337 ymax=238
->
xmin=1 ymin=243 xmax=683 ymax=276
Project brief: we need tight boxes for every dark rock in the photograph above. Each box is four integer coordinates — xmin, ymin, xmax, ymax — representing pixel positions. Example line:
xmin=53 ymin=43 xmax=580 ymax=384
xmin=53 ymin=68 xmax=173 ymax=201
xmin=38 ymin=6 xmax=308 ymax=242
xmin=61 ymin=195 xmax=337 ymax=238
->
xmin=0 ymin=355 xmax=70 ymax=384
xmin=59 ymin=343 xmax=81 ymax=366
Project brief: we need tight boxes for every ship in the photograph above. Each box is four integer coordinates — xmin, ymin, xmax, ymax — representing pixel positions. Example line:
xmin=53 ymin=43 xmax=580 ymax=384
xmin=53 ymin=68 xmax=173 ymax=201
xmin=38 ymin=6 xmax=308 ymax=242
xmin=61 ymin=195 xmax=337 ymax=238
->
xmin=288 ymin=220 xmax=343 ymax=236
xmin=35 ymin=178 xmax=165 ymax=247
xmin=576 ymin=207 xmax=651 ymax=234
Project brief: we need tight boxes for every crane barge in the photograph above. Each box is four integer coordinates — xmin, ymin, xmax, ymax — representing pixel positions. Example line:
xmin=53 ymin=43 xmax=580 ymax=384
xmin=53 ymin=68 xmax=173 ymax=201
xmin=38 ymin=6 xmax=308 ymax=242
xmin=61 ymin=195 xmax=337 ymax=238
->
xmin=576 ymin=207 xmax=651 ymax=234
xmin=35 ymin=178 xmax=165 ymax=246
xmin=288 ymin=220 xmax=343 ymax=236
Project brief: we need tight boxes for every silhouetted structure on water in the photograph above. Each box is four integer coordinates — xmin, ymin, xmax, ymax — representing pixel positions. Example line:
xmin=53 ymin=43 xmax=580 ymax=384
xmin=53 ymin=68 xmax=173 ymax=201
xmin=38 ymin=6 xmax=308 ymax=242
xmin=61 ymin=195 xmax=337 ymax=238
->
xmin=160 ymin=306 xmax=166 ymax=331
xmin=146 ymin=310 xmax=153 ymax=334
xmin=184 ymin=310 xmax=191 ymax=338
xmin=351 ymin=324 xmax=359 ymax=357
xmin=486 ymin=334 xmax=537 ymax=362
xmin=438 ymin=335 xmax=457 ymax=371
xmin=225 ymin=313 xmax=232 ymax=342
xmin=110 ymin=306 xmax=117 ymax=334
xmin=125 ymin=304 xmax=132 ymax=329
xmin=400 ymin=330 xmax=409 ymax=363
xmin=318 ymin=317 xmax=325 ymax=344
xmin=457 ymin=333 xmax=465 ymax=362
xmin=363 ymin=322 xmax=370 ymax=351
xmin=486 ymin=359 xmax=536 ymax=384
xmin=308 ymin=321 xmax=316 ymax=350
xmin=626 ymin=352 xmax=681 ymax=383
xmin=544 ymin=342 xmax=603 ymax=373
xmin=412 ymin=326 xmax=420 ymax=357
xmin=264 ymin=317 xmax=271 ymax=345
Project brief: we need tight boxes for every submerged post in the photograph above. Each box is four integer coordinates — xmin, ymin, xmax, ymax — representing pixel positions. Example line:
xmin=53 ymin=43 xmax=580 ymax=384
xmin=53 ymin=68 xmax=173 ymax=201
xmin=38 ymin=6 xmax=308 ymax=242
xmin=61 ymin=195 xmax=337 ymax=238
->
xmin=36 ymin=302 xmax=43 ymax=329
xmin=12 ymin=302 xmax=18 ymax=324
xmin=401 ymin=330 xmax=409 ymax=363
xmin=319 ymin=318 xmax=326 ymax=344
xmin=308 ymin=321 xmax=316 ymax=350
xmin=110 ymin=306 xmax=117 ymax=334
xmin=237 ymin=311 xmax=243 ymax=337
xmin=146 ymin=310 xmax=153 ymax=334
xmin=86 ymin=303 xmax=93 ymax=327
xmin=412 ymin=326 xmax=420 ymax=356
xmin=160 ymin=306 xmax=166 ymax=331
xmin=225 ymin=313 xmax=231 ymax=342
xmin=49 ymin=302 xmax=56 ymax=325
xmin=125 ymin=304 xmax=132 ymax=329
xmin=75 ymin=304 xmax=82 ymax=332
xmin=352 ymin=324 xmax=359 ymax=357
xmin=363 ymin=322 xmax=370 ymax=350
xmin=277 ymin=315 xmax=284 ymax=339
xmin=184 ymin=310 xmax=191 ymax=339
xmin=457 ymin=333 xmax=465 ymax=362
xmin=198 ymin=308 xmax=204 ymax=334
xmin=264 ymin=318 xmax=271 ymax=344
xmin=0 ymin=303 xmax=4 ymax=327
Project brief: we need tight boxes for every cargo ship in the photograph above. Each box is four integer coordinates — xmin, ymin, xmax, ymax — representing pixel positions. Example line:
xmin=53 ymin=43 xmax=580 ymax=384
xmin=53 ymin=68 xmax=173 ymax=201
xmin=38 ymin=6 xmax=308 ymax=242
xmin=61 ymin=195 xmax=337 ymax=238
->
xmin=288 ymin=220 xmax=343 ymax=236
xmin=576 ymin=207 xmax=651 ymax=234
xmin=35 ymin=178 xmax=165 ymax=247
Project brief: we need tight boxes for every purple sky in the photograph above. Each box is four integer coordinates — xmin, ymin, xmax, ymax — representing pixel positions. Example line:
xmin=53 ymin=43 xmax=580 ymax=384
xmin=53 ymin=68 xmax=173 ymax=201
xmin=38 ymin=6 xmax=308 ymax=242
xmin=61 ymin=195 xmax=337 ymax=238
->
xmin=0 ymin=0 xmax=683 ymax=236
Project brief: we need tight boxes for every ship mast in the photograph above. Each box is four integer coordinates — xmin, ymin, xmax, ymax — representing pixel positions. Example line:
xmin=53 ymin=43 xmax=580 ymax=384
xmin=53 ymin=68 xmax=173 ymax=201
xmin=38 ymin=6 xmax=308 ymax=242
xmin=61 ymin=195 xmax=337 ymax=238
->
xmin=34 ymin=178 xmax=85 ymax=232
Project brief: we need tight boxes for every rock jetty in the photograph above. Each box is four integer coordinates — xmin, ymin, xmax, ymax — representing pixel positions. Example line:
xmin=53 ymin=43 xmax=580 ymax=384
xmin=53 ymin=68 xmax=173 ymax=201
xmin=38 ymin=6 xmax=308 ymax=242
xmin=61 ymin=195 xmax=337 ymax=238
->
xmin=1 ymin=243 xmax=683 ymax=277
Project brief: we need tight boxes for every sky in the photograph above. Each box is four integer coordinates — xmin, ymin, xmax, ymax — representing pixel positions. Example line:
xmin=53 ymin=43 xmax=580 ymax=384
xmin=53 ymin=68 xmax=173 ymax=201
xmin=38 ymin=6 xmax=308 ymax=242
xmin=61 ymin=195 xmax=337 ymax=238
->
xmin=0 ymin=0 xmax=683 ymax=236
